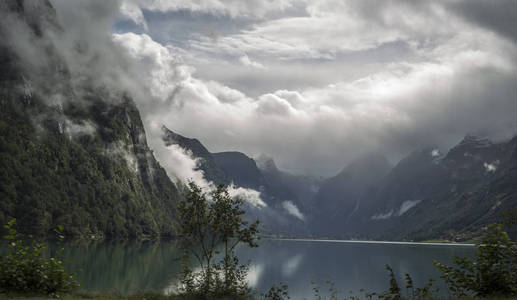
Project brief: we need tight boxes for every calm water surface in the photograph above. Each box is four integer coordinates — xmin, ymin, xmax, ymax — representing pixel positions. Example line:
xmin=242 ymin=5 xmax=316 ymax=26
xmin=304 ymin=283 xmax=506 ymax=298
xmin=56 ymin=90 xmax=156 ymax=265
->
xmin=55 ymin=239 xmax=476 ymax=298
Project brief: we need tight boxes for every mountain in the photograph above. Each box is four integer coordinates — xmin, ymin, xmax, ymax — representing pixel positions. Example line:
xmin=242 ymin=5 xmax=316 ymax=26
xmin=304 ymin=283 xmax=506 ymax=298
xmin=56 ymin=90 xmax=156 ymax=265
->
xmin=0 ymin=0 xmax=180 ymax=238
xmin=212 ymin=152 xmax=266 ymax=190
xmin=159 ymin=128 xmax=310 ymax=234
xmin=311 ymin=154 xmax=392 ymax=236
xmin=307 ymin=134 xmax=517 ymax=241
xmin=256 ymin=155 xmax=321 ymax=211
xmin=159 ymin=125 xmax=517 ymax=241
xmin=161 ymin=126 xmax=228 ymax=185
xmin=161 ymin=127 xmax=268 ymax=192
xmin=353 ymin=135 xmax=514 ymax=241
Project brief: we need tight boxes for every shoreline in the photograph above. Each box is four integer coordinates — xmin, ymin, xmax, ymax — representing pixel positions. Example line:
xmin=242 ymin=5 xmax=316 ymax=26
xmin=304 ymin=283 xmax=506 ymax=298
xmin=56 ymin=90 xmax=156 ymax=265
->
xmin=264 ymin=237 xmax=477 ymax=247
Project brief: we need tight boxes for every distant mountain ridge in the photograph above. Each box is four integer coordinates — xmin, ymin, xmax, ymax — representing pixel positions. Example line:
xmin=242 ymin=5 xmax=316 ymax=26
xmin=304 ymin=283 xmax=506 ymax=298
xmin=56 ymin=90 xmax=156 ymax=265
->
xmin=160 ymin=126 xmax=311 ymax=234
xmin=160 ymin=124 xmax=517 ymax=241
xmin=314 ymin=134 xmax=517 ymax=241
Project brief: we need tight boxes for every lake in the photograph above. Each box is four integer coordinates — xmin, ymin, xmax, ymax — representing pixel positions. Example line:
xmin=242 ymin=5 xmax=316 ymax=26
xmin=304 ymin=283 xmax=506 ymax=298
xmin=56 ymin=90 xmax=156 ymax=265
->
xmin=55 ymin=239 xmax=476 ymax=298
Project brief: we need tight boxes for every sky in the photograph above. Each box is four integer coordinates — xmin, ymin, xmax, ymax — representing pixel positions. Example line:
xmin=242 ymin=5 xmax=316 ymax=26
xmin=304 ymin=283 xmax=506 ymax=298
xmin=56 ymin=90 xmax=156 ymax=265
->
xmin=47 ymin=0 xmax=517 ymax=176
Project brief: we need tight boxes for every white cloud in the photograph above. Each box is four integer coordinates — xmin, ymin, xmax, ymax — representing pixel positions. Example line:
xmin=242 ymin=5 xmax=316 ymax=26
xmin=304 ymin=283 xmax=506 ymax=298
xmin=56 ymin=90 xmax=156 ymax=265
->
xmin=114 ymin=27 xmax=517 ymax=175
xmin=282 ymin=201 xmax=305 ymax=221
xmin=246 ymin=264 xmax=264 ymax=288
xmin=484 ymin=161 xmax=499 ymax=173
xmin=120 ymin=1 xmax=148 ymax=30
xmin=239 ymin=54 xmax=266 ymax=69
xmin=228 ymin=185 xmax=267 ymax=208
xmin=398 ymin=200 xmax=420 ymax=216
xmin=123 ymin=0 xmax=299 ymax=19
xmin=372 ymin=200 xmax=420 ymax=220
xmin=371 ymin=210 xmax=393 ymax=220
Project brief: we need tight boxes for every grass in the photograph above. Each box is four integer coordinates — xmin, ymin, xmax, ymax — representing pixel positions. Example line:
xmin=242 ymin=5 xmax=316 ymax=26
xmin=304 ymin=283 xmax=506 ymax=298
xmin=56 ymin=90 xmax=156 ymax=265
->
xmin=0 ymin=292 xmax=251 ymax=300
xmin=4 ymin=294 xmax=517 ymax=300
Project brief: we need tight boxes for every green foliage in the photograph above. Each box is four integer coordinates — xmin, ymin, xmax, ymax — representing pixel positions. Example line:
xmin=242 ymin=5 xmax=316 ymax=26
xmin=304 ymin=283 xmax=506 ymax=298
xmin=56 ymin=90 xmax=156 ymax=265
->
xmin=434 ymin=223 xmax=517 ymax=297
xmin=0 ymin=219 xmax=79 ymax=297
xmin=307 ymin=267 xmax=437 ymax=300
xmin=310 ymin=280 xmax=340 ymax=300
xmin=177 ymin=182 xmax=259 ymax=297
xmin=260 ymin=284 xmax=290 ymax=300
xmin=378 ymin=265 xmax=401 ymax=300
xmin=403 ymin=273 xmax=435 ymax=300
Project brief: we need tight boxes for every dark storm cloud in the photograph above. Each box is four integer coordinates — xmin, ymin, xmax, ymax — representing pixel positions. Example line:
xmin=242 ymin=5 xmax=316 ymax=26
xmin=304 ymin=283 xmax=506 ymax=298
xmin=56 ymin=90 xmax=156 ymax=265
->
xmin=451 ymin=0 xmax=517 ymax=44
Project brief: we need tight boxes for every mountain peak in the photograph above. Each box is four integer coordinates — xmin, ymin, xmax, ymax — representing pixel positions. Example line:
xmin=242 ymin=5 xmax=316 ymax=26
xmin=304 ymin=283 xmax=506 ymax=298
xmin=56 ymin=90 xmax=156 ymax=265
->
xmin=161 ymin=125 xmax=202 ymax=147
xmin=255 ymin=154 xmax=278 ymax=172
xmin=161 ymin=125 xmax=214 ymax=160
xmin=341 ymin=153 xmax=391 ymax=175
xmin=458 ymin=134 xmax=492 ymax=148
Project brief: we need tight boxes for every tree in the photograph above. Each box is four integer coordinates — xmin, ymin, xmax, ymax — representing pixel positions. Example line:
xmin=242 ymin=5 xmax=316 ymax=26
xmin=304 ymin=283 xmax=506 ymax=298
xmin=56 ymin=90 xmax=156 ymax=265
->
xmin=434 ymin=223 xmax=517 ymax=297
xmin=177 ymin=182 xmax=259 ymax=297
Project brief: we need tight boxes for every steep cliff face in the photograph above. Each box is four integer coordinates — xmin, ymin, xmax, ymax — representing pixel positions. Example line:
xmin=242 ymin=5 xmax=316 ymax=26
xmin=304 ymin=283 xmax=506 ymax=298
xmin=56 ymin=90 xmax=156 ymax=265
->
xmin=161 ymin=126 xmax=229 ymax=185
xmin=212 ymin=152 xmax=267 ymax=190
xmin=0 ymin=0 xmax=180 ymax=238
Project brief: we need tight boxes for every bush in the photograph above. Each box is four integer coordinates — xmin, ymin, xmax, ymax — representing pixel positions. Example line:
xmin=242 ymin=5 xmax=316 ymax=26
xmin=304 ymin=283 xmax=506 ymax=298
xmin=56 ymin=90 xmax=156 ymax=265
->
xmin=0 ymin=219 xmax=79 ymax=297
xmin=434 ymin=223 xmax=517 ymax=297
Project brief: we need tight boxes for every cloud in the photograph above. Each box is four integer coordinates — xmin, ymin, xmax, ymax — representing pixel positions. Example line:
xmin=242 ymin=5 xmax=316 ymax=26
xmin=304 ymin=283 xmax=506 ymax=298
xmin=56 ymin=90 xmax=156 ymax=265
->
xmin=239 ymin=54 xmax=266 ymax=69
xmin=282 ymin=201 xmax=305 ymax=221
xmin=450 ymin=0 xmax=517 ymax=44
xmin=371 ymin=210 xmax=393 ymax=220
xmin=123 ymin=0 xmax=299 ymax=19
xmin=108 ymin=0 xmax=517 ymax=176
xmin=6 ymin=0 xmax=517 ymax=179
xmin=398 ymin=200 xmax=420 ymax=216
xmin=246 ymin=264 xmax=264 ymax=288
xmin=119 ymin=1 xmax=148 ymax=30
xmin=484 ymin=161 xmax=499 ymax=173
xmin=228 ymin=185 xmax=266 ymax=208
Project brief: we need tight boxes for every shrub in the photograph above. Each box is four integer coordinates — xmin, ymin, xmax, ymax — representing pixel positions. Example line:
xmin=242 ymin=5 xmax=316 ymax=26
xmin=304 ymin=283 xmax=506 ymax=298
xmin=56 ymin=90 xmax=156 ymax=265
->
xmin=261 ymin=284 xmax=290 ymax=300
xmin=434 ymin=223 xmax=517 ymax=297
xmin=0 ymin=219 xmax=79 ymax=297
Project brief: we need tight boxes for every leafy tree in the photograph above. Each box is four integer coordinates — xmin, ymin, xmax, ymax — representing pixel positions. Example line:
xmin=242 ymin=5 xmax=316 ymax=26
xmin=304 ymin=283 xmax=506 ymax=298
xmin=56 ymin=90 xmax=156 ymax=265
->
xmin=177 ymin=182 xmax=259 ymax=297
xmin=434 ymin=223 xmax=517 ymax=297
xmin=0 ymin=219 xmax=79 ymax=297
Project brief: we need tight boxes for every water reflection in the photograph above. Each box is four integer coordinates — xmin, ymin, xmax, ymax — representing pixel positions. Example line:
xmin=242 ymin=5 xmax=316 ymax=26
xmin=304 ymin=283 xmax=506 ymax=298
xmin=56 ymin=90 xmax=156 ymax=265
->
xmin=235 ymin=239 xmax=476 ymax=299
xmin=55 ymin=240 xmax=183 ymax=294
xmin=48 ymin=239 xmax=475 ymax=298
